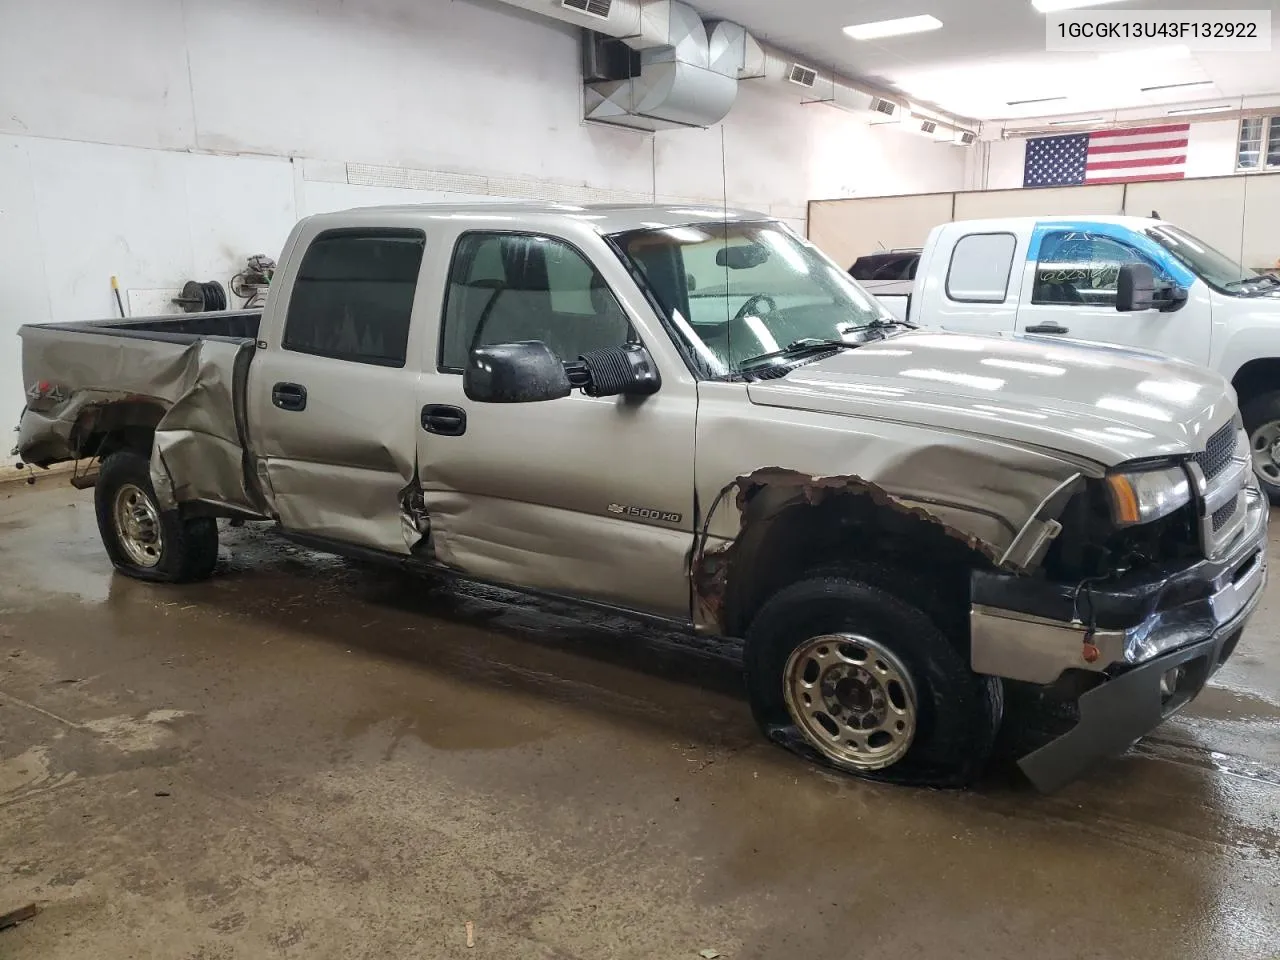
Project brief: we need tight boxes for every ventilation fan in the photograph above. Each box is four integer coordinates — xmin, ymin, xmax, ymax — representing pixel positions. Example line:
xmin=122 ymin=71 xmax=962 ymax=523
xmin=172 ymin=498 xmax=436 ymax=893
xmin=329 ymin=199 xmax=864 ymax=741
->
xmin=787 ymin=64 xmax=818 ymax=88
xmin=954 ymin=131 xmax=976 ymax=146
xmin=919 ymin=119 xmax=937 ymax=135
xmin=562 ymin=0 xmax=612 ymax=20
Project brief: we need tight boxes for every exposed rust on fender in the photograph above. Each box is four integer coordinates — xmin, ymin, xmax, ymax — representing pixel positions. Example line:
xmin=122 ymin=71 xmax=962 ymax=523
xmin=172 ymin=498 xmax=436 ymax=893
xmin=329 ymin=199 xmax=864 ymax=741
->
xmin=691 ymin=467 xmax=1005 ymax=635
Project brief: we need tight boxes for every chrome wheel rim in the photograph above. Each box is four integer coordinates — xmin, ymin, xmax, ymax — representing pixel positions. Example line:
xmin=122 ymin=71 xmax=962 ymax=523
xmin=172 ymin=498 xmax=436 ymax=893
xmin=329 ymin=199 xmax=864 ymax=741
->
xmin=112 ymin=483 xmax=163 ymax=568
xmin=1250 ymin=420 xmax=1280 ymax=485
xmin=782 ymin=633 xmax=917 ymax=771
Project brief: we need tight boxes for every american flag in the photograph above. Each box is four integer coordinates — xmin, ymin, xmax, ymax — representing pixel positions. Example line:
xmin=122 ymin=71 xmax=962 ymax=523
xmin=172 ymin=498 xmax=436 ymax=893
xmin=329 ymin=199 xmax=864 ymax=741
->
xmin=1022 ymin=123 xmax=1190 ymax=187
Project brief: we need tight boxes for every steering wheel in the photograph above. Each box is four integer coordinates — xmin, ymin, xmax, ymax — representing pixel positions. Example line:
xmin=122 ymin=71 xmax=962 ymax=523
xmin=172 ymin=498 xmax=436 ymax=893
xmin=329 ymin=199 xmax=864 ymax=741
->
xmin=720 ymin=294 xmax=778 ymax=366
xmin=731 ymin=294 xmax=778 ymax=326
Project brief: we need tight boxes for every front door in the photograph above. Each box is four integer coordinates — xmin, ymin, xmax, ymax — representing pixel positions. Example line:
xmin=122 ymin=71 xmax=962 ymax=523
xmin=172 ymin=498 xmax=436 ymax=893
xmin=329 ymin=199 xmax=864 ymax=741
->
xmin=1014 ymin=225 xmax=1211 ymax=365
xmin=414 ymin=227 xmax=697 ymax=619
xmin=246 ymin=223 xmax=430 ymax=553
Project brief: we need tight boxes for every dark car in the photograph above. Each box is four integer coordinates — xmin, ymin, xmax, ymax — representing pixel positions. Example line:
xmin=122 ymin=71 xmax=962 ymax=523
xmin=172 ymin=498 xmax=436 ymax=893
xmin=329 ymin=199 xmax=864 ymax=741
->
xmin=849 ymin=249 xmax=920 ymax=283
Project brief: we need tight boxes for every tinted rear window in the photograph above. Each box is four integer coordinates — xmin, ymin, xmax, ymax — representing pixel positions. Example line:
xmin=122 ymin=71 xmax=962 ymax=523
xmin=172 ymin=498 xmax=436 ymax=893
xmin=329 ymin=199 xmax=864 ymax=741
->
xmin=282 ymin=229 xmax=426 ymax=367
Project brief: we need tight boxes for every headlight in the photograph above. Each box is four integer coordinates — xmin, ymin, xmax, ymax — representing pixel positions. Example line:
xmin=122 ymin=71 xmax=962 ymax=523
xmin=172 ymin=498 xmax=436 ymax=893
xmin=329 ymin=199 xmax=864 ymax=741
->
xmin=1104 ymin=465 xmax=1192 ymax=527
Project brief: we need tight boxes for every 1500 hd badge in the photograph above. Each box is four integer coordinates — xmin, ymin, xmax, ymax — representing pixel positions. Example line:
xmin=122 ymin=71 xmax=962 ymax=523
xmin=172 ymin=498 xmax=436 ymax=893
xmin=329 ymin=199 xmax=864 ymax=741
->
xmin=608 ymin=503 xmax=682 ymax=524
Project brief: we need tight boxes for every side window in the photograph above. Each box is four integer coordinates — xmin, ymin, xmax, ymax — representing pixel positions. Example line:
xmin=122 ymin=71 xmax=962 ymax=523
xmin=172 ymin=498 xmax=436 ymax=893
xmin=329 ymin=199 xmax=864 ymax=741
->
xmin=1032 ymin=231 xmax=1154 ymax=307
xmin=946 ymin=233 xmax=1016 ymax=303
xmin=439 ymin=233 xmax=633 ymax=371
xmin=282 ymin=229 xmax=425 ymax=367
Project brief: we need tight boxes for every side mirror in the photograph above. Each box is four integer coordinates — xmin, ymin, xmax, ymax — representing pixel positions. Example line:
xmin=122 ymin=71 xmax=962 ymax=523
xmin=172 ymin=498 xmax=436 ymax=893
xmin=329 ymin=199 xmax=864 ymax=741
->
xmin=573 ymin=343 xmax=661 ymax=398
xmin=463 ymin=341 xmax=662 ymax=403
xmin=1163 ymin=284 xmax=1189 ymax=311
xmin=463 ymin=341 xmax=571 ymax=403
xmin=1116 ymin=262 xmax=1156 ymax=312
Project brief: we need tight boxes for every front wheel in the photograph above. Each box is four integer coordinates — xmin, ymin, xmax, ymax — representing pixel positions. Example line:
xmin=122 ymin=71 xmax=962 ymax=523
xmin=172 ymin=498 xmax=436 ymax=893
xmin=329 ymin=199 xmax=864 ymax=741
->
xmin=743 ymin=572 xmax=1002 ymax=788
xmin=1241 ymin=391 xmax=1280 ymax=505
xmin=94 ymin=451 xmax=220 ymax=582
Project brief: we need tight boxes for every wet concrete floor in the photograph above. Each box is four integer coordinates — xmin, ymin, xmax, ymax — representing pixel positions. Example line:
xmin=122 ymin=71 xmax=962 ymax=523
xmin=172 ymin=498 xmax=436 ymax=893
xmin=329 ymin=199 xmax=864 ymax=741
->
xmin=1 ymin=479 xmax=1278 ymax=958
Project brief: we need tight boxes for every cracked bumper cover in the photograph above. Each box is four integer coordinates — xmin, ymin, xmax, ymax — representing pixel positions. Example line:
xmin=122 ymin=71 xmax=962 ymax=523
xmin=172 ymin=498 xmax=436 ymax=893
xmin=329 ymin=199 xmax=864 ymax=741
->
xmin=969 ymin=485 xmax=1269 ymax=792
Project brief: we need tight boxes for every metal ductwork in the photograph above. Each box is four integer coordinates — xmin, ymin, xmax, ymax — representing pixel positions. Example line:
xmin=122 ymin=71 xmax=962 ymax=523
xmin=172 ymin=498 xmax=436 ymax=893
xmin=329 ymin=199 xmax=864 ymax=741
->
xmin=580 ymin=1 xmax=743 ymax=130
xmin=751 ymin=45 xmax=908 ymax=123
xmin=723 ymin=34 xmax=977 ymax=142
xmin=487 ymin=0 xmax=976 ymax=139
xmin=493 ymin=0 xmax=647 ymax=40
xmin=491 ymin=0 xmax=741 ymax=130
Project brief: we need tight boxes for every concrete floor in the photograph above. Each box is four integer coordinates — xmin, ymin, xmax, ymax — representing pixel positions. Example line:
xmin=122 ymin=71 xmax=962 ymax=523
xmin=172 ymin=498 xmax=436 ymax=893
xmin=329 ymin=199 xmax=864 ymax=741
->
xmin=1 ymin=479 xmax=1278 ymax=959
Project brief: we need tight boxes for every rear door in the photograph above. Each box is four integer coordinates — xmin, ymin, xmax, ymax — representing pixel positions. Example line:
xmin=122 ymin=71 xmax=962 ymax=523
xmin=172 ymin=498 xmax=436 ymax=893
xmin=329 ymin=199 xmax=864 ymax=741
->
xmin=246 ymin=220 xmax=429 ymax=553
xmin=918 ymin=228 xmax=1023 ymax=334
xmin=1013 ymin=223 xmax=1211 ymax=363
xmin=412 ymin=224 xmax=698 ymax=619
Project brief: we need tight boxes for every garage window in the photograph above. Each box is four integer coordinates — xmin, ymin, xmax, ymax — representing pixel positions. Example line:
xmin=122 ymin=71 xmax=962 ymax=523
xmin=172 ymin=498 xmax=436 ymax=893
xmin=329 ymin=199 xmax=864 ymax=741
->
xmin=945 ymin=233 xmax=1016 ymax=303
xmin=439 ymin=232 xmax=634 ymax=372
xmin=1237 ymin=116 xmax=1280 ymax=170
xmin=282 ymin=229 xmax=425 ymax=367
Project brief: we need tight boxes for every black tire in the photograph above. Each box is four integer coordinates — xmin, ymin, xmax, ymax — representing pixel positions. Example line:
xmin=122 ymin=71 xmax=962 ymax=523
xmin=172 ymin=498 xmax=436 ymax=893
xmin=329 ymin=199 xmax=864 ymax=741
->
xmin=1240 ymin=391 xmax=1280 ymax=505
xmin=94 ymin=451 xmax=220 ymax=583
xmin=743 ymin=571 xmax=1002 ymax=788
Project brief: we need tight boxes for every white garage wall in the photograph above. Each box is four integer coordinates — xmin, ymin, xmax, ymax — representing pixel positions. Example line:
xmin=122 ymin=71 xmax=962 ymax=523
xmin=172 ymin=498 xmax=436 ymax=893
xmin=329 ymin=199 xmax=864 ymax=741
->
xmin=0 ymin=0 xmax=967 ymax=425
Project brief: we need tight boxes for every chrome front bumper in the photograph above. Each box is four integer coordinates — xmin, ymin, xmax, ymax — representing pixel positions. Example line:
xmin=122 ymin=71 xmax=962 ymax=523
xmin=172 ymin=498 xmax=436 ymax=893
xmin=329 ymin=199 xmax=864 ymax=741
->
xmin=970 ymin=483 xmax=1268 ymax=687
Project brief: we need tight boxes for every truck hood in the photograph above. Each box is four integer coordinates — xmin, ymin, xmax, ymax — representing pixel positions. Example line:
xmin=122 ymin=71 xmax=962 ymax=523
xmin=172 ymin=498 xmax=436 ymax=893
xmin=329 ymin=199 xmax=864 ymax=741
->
xmin=746 ymin=330 xmax=1236 ymax=468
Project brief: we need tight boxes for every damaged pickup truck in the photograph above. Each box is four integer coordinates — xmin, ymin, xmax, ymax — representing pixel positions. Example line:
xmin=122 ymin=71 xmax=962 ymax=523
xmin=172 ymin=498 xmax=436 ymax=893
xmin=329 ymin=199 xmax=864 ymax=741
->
xmin=14 ymin=203 xmax=1268 ymax=792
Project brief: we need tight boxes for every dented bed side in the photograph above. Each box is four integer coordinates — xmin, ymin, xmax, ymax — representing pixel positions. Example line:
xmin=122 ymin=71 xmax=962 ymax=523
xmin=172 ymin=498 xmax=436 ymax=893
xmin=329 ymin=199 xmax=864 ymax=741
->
xmin=16 ymin=317 xmax=265 ymax=518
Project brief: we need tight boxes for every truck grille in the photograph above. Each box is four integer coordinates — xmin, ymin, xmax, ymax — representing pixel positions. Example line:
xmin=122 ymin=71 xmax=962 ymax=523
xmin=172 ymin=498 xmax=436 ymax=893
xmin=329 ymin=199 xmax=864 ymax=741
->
xmin=1211 ymin=499 xmax=1237 ymax=532
xmin=1189 ymin=421 xmax=1236 ymax=480
xmin=1190 ymin=420 xmax=1250 ymax=558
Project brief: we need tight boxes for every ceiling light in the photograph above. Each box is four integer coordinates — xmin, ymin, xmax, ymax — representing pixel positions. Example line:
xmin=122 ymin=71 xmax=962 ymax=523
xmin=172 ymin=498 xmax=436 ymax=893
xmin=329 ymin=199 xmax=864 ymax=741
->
xmin=844 ymin=15 xmax=943 ymax=40
xmin=1167 ymin=104 xmax=1233 ymax=115
xmin=1049 ymin=116 xmax=1105 ymax=125
xmin=1007 ymin=96 xmax=1067 ymax=106
xmin=1032 ymin=0 xmax=1128 ymax=11
xmin=1141 ymin=80 xmax=1214 ymax=92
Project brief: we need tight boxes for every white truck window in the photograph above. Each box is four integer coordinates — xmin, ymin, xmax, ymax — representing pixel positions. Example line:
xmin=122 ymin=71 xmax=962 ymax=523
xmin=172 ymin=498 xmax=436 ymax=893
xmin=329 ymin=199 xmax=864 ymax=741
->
xmin=1031 ymin=231 xmax=1151 ymax=307
xmin=439 ymin=233 xmax=633 ymax=371
xmin=945 ymin=233 xmax=1016 ymax=303
xmin=282 ymin=229 xmax=426 ymax=368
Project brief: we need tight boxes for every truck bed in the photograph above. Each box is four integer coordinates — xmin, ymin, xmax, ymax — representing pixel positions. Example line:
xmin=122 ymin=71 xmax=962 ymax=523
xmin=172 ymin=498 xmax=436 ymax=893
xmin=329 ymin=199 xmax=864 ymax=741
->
xmin=25 ymin=307 xmax=263 ymax=342
xmin=16 ymin=308 xmax=267 ymax=519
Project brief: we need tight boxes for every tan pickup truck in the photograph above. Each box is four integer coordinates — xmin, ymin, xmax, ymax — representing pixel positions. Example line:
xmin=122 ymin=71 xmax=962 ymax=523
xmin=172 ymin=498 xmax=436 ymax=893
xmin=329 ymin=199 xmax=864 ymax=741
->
xmin=14 ymin=203 xmax=1268 ymax=792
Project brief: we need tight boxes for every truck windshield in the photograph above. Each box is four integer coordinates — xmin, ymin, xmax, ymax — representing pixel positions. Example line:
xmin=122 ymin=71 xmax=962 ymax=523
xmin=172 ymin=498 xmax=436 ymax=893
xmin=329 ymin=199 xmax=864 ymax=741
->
xmin=611 ymin=220 xmax=891 ymax=377
xmin=1146 ymin=224 xmax=1261 ymax=293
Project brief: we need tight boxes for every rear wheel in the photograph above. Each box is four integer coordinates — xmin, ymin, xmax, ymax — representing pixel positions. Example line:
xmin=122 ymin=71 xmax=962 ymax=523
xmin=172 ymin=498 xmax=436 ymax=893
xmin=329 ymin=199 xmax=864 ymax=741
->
xmin=1241 ymin=391 xmax=1280 ymax=504
xmin=744 ymin=571 xmax=1002 ymax=787
xmin=94 ymin=451 xmax=219 ymax=582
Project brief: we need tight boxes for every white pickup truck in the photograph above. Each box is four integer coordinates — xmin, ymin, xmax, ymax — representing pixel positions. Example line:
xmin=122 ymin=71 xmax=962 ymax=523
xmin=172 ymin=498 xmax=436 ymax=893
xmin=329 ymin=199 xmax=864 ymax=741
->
xmin=872 ymin=216 xmax=1280 ymax=501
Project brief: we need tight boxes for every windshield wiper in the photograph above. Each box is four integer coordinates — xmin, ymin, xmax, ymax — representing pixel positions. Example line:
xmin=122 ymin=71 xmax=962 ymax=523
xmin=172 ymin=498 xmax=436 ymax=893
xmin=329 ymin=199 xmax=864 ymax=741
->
xmin=1225 ymin=274 xmax=1279 ymax=291
xmin=865 ymin=315 xmax=917 ymax=330
xmin=738 ymin=338 xmax=861 ymax=370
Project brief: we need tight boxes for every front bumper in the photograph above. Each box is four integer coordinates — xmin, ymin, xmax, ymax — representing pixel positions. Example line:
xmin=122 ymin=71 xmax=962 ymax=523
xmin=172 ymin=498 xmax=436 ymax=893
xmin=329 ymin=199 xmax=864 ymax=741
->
xmin=970 ymin=484 xmax=1268 ymax=792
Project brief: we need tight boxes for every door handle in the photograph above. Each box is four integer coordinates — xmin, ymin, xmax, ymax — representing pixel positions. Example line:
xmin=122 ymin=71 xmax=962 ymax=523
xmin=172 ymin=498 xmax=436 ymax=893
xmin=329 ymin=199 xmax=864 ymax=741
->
xmin=421 ymin=404 xmax=467 ymax=436
xmin=272 ymin=382 xmax=307 ymax=411
xmin=1025 ymin=323 xmax=1070 ymax=335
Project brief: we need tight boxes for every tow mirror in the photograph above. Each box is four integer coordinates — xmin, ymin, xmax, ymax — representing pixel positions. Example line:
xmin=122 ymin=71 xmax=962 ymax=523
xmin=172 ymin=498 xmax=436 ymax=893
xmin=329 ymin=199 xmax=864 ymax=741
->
xmin=464 ymin=341 xmax=571 ymax=403
xmin=1116 ymin=262 xmax=1156 ymax=312
xmin=464 ymin=341 xmax=661 ymax=403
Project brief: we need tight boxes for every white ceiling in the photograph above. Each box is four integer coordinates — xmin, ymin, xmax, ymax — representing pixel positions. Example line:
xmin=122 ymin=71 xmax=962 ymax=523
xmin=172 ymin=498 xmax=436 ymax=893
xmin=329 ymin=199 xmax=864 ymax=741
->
xmin=690 ymin=0 xmax=1280 ymax=122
